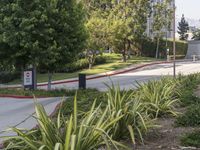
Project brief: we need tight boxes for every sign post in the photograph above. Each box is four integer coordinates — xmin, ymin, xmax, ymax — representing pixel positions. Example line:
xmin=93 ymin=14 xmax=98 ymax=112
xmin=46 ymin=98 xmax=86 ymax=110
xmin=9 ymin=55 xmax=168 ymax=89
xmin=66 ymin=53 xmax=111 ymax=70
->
xmin=24 ymin=68 xmax=36 ymax=90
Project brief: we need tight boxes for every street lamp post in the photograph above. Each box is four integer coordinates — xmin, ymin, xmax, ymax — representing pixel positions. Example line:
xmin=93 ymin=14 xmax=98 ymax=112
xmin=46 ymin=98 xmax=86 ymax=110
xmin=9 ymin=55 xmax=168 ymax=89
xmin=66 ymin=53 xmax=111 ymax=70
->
xmin=173 ymin=0 xmax=176 ymax=78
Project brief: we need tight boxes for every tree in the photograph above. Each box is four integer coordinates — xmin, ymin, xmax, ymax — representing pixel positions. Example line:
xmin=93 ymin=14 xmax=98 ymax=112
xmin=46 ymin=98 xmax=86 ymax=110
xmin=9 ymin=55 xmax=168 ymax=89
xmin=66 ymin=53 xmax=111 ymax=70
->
xmin=152 ymin=0 xmax=173 ymax=59
xmin=192 ymin=28 xmax=200 ymax=40
xmin=83 ymin=0 xmax=151 ymax=62
xmin=108 ymin=0 xmax=151 ymax=62
xmin=86 ymin=13 xmax=107 ymax=69
xmin=177 ymin=14 xmax=189 ymax=41
xmin=0 ymin=0 xmax=87 ymax=90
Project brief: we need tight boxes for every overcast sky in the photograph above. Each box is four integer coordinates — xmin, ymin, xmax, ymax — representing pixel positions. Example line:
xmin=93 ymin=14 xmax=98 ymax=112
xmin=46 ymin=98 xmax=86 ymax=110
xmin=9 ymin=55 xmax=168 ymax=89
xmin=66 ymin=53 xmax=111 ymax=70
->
xmin=176 ymin=0 xmax=200 ymax=20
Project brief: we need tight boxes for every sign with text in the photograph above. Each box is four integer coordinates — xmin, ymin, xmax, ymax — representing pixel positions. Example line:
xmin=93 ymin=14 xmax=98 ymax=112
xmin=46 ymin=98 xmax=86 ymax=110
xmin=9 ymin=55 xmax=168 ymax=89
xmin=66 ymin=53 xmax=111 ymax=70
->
xmin=24 ymin=71 xmax=33 ymax=86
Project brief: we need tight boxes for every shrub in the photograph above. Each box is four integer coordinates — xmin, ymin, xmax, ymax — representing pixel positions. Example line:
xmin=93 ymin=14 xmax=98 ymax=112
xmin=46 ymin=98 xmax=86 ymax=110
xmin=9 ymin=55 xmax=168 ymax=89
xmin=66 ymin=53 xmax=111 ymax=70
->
xmin=106 ymin=84 xmax=153 ymax=145
xmin=181 ymin=131 xmax=200 ymax=148
xmin=135 ymin=78 xmax=180 ymax=118
xmin=177 ymin=74 xmax=200 ymax=106
xmin=0 ymin=71 xmax=20 ymax=84
xmin=141 ymin=38 xmax=188 ymax=57
xmin=175 ymin=104 xmax=200 ymax=127
xmin=60 ymin=89 xmax=106 ymax=116
xmin=167 ymin=40 xmax=188 ymax=56
xmin=0 ymin=88 xmax=99 ymax=98
xmin=56 ymin=55 xmax=107 ymax=73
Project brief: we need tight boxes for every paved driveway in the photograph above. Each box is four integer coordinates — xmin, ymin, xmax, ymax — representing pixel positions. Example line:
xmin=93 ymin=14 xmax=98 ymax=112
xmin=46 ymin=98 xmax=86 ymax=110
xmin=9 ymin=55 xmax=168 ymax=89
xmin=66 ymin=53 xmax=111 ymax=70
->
xmin=49 ymin=61 xmax=200 ymax=91
xmin=0 ymin=97 xmax=62 ymax=143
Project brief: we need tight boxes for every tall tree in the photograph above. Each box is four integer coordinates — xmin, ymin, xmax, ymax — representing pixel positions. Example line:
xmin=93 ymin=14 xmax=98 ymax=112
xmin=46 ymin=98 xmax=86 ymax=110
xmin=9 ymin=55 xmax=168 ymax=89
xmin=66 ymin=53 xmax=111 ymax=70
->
xmin=177 ymin=14 xmax=189 ymax=41
xmin=108 ymin=0 xmax=151 ymax=62
xmin=86 ymin=13 xmax=107 ymax=69
xmin=0 ymin=0 xmax=87 ymax=89
xmin=152 ymin=0 xmax=173 ymax=59
xmin=83 ymin=0 xmax=151 ymax=62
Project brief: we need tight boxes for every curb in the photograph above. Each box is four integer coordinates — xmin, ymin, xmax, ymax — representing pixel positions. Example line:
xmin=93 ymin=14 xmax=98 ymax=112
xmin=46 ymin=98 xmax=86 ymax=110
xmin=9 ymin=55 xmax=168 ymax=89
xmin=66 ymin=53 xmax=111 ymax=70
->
xmin=0 ymin=95 xmax=52 ymax=99
xmin=1 ymin=61 xmax=171 ymax=90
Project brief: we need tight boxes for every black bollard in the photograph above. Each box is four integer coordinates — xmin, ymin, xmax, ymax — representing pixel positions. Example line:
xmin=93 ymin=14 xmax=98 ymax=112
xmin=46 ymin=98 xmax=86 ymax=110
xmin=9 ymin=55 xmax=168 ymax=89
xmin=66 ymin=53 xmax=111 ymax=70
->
xmin=79 ymin=74 xmax=86 ymax=89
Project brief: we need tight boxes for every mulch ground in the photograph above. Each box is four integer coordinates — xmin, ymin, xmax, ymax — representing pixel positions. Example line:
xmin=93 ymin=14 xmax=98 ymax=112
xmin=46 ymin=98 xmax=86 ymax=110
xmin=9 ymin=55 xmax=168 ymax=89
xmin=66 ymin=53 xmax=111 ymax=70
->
xmin=135 ymin=86 xmax=200 ymax=150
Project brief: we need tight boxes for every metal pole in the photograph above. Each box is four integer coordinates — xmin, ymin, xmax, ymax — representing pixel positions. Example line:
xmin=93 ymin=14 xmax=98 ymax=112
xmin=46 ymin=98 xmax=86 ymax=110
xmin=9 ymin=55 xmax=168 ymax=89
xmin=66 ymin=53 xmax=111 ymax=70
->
xmin=173 ymin=0 xmax=176 ymax=78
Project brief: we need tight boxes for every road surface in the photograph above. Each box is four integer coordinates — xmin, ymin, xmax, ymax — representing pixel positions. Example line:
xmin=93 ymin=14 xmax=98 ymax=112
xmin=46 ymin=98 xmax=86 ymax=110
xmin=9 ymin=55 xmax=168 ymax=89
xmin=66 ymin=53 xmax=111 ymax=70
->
xmin=0 ymin=97 xmax=62 ymax=143
xmin=47 ymin=61 xmax=200 ymax=91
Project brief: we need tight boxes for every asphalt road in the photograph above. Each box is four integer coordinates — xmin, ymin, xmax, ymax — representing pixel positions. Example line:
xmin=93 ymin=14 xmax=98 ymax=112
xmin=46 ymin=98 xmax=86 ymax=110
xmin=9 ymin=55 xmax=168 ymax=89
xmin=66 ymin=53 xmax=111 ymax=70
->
xmin=0 ymin=97 xmax=62 ymax=143
xmin=49 ymin=61 xmax=200 ymax=91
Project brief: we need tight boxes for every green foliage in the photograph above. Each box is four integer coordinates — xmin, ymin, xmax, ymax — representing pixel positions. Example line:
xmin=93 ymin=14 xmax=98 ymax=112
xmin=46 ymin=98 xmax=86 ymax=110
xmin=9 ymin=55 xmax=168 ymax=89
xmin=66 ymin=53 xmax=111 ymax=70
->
xmin=152 ymin=0 xmax=173 ymax=58
xmin=177 ymin=73 xmax=200 ymax=106
xmin=141 ymin=38 xmax=188 ymax=57
xmin=60 ymin=89 xmax=106 ymax=116
xmin=181 ymin=131 xmax=200 ymax=148
xmin=177 ymin=14 xmax=189 ymax=40
xmin=176 ymin=73 xmax=200 ymax=148
xmin=106 ymin=84 xmax=153 ymax=145
xmin=135 ymin=78 xmax=180 ymax=118
xmin=84 ymin=0 xmax=151 ymax=62
xmin=3 ymin=95 xmax=125 ymax=150
xmin=175 ymin=104 xmax=200 ymax=127
xmin=62 ymin=56 xmax=107 ymax=73
xmin=0 ymin=71 xmax=20 ymax=84
xmin=0 ymin=0 xmax=87 ymax=72
xmin=0 ymin=88 xmax=99 ymax=98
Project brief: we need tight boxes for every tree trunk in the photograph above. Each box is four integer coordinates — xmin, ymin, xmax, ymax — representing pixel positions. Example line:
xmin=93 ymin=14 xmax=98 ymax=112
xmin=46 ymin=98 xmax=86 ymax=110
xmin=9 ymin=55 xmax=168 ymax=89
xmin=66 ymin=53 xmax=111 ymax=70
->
xmin=33 ymin=64 xmax=37 ymax=90
xmin=48 ymin=71 xmax=53 ymax=91
xmin=127 ymin=40 xmax=131 ymax=59
xmin=21 ymin=66 xmax=24 ymax=89
xmin=89 ymin=63 xmax=92 ymax=70
xmin=122 ymin=50 xmax=127 ymax=62
xmin=122 ymin=40 xmax=127 ymax=62
xmin=156 ymin=36 xmax=160 ymax=59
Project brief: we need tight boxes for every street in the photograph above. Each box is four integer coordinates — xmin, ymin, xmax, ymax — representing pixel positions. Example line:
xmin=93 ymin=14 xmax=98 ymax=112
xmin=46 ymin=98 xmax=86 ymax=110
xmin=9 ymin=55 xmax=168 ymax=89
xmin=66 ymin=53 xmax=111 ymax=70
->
xmin=0 ymin=97 xmax=62 ymax=143
xmin=50 ymin=61 xmax=200 ymax=91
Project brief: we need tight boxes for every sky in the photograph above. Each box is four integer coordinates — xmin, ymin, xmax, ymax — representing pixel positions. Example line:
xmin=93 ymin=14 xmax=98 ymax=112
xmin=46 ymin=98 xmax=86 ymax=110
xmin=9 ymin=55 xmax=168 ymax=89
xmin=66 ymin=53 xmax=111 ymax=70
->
xmin=176 ymin=0 xmax=200 ymax=20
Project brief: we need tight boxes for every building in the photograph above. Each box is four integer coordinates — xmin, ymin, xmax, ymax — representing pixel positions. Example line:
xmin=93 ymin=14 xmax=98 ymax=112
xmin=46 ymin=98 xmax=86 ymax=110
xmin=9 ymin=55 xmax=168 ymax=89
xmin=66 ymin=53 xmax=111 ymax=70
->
xmin=146 ymin=0 xmax=175 ymax=39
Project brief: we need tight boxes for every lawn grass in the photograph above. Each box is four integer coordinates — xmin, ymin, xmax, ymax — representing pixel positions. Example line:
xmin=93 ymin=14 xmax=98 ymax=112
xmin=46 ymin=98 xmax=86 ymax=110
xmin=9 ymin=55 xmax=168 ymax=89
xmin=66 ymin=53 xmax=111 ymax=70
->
xmin=8 ymin=54 xmax=159 ymax=84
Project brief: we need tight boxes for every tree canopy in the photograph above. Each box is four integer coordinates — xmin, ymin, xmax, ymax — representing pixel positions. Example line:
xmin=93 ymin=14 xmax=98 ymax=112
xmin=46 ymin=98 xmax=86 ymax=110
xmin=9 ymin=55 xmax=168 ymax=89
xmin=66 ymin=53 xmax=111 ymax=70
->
xmin=0 ymin=0 xmax=87 ymax=72
xmin=177 ymin=14 xmax=189 ymax=41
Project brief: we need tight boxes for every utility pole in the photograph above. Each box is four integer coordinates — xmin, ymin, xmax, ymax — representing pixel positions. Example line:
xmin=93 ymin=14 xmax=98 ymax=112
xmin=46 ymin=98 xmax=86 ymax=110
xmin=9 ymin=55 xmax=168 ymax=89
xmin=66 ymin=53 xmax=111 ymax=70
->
xmin=173 ymin=0 xmax=176 ymax=78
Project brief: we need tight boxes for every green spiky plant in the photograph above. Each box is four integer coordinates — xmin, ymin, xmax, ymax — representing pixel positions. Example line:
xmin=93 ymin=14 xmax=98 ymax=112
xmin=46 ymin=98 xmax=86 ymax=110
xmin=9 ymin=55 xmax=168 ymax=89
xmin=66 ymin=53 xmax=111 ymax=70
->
xmin=3 ymin=95 xmax=125 ymax=150
xmin=106 ymin=84 xmax=154 ymax=148
xmin=135 ymin=77 xmax=180 ymax=118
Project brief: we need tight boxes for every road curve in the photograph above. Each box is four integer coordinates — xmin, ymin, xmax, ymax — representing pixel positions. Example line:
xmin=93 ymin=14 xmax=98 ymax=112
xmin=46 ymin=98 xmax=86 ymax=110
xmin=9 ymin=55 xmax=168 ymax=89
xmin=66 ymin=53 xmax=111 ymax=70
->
xmin=47 ymin=61 xmax=200 ymax=91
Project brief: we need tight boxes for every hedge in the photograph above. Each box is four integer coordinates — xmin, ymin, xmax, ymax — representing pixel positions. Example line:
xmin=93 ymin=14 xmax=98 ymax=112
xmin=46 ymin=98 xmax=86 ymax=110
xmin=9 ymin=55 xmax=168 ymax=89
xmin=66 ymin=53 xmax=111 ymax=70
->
xmin=59 ymin=55 xmax=107 ymax=73
xmin=0 ymin=71 xmax=20 ymax=84
xmin=141 ymin=38 xmax=188 ymax=58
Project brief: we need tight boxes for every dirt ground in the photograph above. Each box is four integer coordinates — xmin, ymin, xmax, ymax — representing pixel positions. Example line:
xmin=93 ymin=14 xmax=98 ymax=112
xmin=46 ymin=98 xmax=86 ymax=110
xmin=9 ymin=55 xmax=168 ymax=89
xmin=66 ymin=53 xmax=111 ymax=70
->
xmin=136 ymin=117 xmax=199 ymax=150
xmin=135 ymin=87 xmax=200 ymax=150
